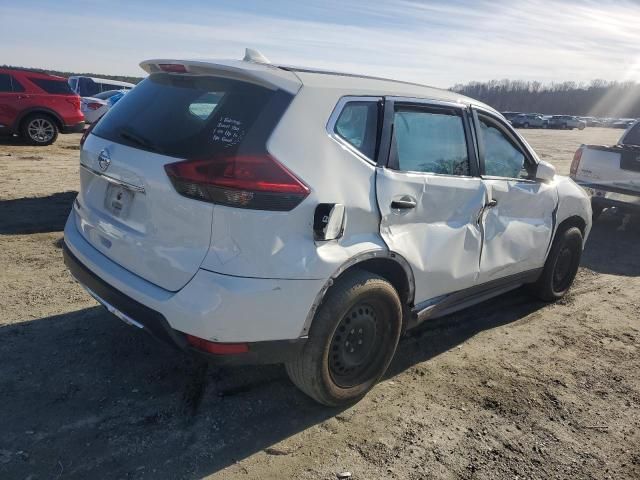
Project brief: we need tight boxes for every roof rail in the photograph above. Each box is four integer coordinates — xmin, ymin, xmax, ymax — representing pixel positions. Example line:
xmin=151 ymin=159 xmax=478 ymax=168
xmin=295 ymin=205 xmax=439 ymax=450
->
xmin=243 ymin=48 xmax=271 ymax=65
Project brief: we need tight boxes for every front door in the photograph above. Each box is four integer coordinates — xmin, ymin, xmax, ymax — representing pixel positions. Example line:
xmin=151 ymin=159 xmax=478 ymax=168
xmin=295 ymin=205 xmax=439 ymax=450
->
xmin=376 ymin=99 xmax=488 ymax=304
xmin=472 ymin=109 xmax=557 ymax=283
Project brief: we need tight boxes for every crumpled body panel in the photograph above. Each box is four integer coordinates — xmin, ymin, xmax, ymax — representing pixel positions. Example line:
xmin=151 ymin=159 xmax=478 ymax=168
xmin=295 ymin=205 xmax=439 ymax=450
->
xmin=377 ymin=168 xmax=487 ymax=302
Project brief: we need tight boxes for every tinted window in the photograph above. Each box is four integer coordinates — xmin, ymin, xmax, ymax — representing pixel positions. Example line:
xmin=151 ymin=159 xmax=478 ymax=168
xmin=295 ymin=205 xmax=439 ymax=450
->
xmin=78 ymin=78 xmax=99 ymax=97
xmin=11 ymin=76 xmax=25 ymax=92
xmin=393 ymin=108 xmax=469 ymax=175
xmin=0 ymin=74 xmax=11 ymax=92
xmin=334 ymin=101 xmax=379 ymax=159
xmin=478 ymin=117 xmax=528 ymax=178
xmin=622 ymin=122 xmax=640 ymax=146
xmin=93 ymin=73 xmax=291 ymax=159
xmin=29 ymin=77 xmax=73 ymax=94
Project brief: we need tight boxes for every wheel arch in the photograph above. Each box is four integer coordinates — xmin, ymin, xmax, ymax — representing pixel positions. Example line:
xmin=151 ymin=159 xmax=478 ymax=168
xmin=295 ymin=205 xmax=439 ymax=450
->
xmin=300 ymin=250 xmax=415 ymax=337
xmin=15 ymin=108 xmax=64 ymax=131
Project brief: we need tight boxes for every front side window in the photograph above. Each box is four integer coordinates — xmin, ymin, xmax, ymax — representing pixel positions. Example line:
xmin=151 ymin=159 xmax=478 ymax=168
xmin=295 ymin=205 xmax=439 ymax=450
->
xmin=393 ymin=107 xmax=470 ymax=175
xmin=478 ymin=116 xmax=529 ymax=179
xmin=334 ymin=101 xmax=379 ymax=159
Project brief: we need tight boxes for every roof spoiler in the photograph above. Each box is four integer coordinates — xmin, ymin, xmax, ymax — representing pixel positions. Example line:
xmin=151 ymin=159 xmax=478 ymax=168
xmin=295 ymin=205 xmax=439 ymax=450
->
xmin=139 ymin=48 xmax=300 ymax=94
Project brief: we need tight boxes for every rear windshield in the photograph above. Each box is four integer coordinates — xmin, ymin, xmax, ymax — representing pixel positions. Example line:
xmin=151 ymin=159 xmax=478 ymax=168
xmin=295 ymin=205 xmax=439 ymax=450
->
xmin=92 ymin=73 xmax=292 ymax=158
xmin=29 ymin=77 xmax=74 ymax=94
xmin=622 ymin=122 xmax=640 ymax=146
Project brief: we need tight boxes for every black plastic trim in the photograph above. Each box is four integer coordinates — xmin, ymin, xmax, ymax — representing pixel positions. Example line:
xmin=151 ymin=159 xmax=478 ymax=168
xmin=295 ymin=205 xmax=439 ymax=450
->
xmin=63 ymin=241 xmax=306 ymax=364
xmin=409 ymin=268 xmax=542 ymax=329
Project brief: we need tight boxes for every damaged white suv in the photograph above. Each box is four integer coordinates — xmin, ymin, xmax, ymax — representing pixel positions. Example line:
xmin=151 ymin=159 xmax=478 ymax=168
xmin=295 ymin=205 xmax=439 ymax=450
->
xmin=64 ymin=50 xmax=592 ymax=406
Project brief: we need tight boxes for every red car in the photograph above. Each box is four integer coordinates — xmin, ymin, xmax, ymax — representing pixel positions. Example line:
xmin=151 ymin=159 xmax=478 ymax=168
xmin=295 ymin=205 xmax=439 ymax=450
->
xmin=0 ymin=68 xmax=84 ymax=145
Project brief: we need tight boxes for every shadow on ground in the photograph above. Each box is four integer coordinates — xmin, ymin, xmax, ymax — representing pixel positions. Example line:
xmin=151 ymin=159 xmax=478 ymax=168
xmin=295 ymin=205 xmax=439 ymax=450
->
xmin=0 ymin=191 xmax=77 ymax=234
xmin=581 ymin=211 xmax=640 ymax=276
xmin=1 ymin=198 xmax=638 ymax=479
xmin=0 ymin=286 xmax=544 ymax=479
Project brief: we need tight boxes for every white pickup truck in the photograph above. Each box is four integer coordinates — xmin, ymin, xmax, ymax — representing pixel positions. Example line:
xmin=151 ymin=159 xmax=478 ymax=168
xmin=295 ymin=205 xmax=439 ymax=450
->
xmin=570 ymin=120 xmax=640 ymax=219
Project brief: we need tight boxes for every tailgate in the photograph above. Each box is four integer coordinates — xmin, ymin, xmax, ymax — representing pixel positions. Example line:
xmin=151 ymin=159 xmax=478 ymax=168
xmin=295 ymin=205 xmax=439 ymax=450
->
xmin=76 ymin=135 xmax=213 ymax=292
xmin=576 ymin=146 xmax=640 ymax=194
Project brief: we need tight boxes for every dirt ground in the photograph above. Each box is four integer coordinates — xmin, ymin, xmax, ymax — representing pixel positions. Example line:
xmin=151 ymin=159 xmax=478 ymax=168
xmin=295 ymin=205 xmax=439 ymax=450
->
xmin=0 ymin=127 xmax=638 ymax=480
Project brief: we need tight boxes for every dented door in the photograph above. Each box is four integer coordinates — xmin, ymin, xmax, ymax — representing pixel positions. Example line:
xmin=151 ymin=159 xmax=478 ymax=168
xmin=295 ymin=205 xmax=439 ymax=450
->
xmin=375 ymin=99 xmax=486 ymax=303
xmin=377 ymin=169 xmax=487 ymax=302
xmin=473 ymin=109 xmax=557 ymax=283
xmin=479 ymin=178 xmax=557 ymax=282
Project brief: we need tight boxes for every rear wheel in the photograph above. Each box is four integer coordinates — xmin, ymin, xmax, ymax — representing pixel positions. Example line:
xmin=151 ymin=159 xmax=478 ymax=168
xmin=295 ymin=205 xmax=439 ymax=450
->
xmin=529 ymin=227 xmax=583 ymax=302
xmin=21 ymin=114 xmax=58 ymax=146
xmin=286 ymin=270 xmax=402 ymax=406
xmin=523 ymin=122 xmax=530 ymax=128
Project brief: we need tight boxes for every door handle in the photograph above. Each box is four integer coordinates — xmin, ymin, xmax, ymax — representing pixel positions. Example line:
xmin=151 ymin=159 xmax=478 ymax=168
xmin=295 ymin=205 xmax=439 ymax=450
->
xmin=485 ymin=198 xmax=498 ymax=208
xmin=391 ymin=198 xmax=417 ymax=210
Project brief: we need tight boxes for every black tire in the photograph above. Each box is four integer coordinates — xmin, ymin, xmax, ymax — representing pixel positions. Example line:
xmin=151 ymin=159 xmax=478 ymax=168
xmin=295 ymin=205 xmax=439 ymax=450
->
xmin=592 ymin=204 xmax=604 ymax=221
xmin=20 ymin=113 xmax=59 ymax=146
xmin=530 ymin=227 xmax=583 ymax=302
xmin=523 ymin=122 xmax=530 ymax=128
xmin=286 ymin=270 xmax=402 ymax=406
xmin=562 ymin=123 xmax=568 ymax=130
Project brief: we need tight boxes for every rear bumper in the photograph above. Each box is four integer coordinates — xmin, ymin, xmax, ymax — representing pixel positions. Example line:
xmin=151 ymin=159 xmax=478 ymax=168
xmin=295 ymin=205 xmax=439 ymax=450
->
xmin=63 ymin=211 xmax=319 ymax=364
xmin=61 ymin=121 xmax=85 ymax=134
xmin=582 ymin=184 xmax=640 ymax=213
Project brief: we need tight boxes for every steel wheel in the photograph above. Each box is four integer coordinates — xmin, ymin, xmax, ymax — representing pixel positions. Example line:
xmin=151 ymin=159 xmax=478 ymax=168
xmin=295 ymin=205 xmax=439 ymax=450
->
xmin=552 ymin=246 xmax=575 ymax=293
xmin=27 ymin=118 xmax=56 ymax=143
xmin=329 ymin=301 xmax=385 ymax=388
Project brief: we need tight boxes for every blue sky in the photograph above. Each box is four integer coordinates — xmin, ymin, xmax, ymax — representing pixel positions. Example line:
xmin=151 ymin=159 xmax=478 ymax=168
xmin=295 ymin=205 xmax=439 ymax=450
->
xmin=2 ymin=0 xmax=639 ymax=87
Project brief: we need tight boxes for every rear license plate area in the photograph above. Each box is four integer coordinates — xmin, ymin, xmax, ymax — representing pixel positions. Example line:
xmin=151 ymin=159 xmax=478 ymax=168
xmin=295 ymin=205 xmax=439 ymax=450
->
xmin=104 ymin=183 xmax=134 ymax=218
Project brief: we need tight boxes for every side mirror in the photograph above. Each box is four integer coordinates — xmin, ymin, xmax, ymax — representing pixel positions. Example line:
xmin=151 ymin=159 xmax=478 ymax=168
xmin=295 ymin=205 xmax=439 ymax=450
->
xmin=535 ymin=160 xmax=556 ymax=183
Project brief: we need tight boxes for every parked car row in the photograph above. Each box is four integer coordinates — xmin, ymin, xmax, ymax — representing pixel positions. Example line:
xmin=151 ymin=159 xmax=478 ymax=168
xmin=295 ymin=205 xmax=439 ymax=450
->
xmin=503 ymin=111 xmax=637 ymax=130
xmin=0 ymin=68 xmax=135 ymax=145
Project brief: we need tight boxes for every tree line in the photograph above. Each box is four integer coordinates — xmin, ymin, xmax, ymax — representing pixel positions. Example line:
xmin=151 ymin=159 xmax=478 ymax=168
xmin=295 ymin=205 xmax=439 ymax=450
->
xmin=2 ymin=65 xmax=143 ymax=86
xmin=451 ymin=79 xmax=640 ymax=118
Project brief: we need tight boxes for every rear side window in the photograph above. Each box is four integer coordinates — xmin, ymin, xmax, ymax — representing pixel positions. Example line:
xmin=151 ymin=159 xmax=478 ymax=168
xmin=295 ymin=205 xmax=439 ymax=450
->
xmin=92 ymin=73 xmax=292 ymax=159
xmin=334 ymin=101 xmax=379 ymax=159
xmin=622 ymin=123 xmax=640 ymax=146
xmin=393 ymin=107 xmax=470 ymax=175
xmin=29 ymin=78 xmax=73 ymax=94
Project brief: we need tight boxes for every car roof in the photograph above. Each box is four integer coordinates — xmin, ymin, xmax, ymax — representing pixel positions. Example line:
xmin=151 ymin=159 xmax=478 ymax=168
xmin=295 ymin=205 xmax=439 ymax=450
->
xmin=140 ymin=54 xmax=498 ymax=115
xmin=0 ymin=67 xmax=66 ymax=81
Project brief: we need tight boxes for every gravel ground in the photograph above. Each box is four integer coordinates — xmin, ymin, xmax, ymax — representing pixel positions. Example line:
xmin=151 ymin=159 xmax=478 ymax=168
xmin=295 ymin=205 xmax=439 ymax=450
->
xmin=0 ymin=128 xmax=638 ymax=480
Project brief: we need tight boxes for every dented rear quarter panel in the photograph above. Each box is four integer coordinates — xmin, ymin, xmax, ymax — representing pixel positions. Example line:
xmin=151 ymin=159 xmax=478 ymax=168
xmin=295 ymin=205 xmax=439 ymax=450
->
xmin=199 ymin=86 xmax=387 ymax=280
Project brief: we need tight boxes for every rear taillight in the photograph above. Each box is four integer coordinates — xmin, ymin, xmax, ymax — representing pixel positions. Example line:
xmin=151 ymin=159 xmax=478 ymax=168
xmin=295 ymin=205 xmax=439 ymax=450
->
xmin=65 ymin=96 xmax=81 ymax=110
xmin=570 ymin=147 xmax=583 ymax=176
xmin=80 ymin=122 xmax=96 ymax=147
xmin=185 ymin=334 xmax=249 ymax=355
xmin=164 ymin=154 xmax=310 ymax=211
xmin=87 ymin=102 xmax=103 ymax=110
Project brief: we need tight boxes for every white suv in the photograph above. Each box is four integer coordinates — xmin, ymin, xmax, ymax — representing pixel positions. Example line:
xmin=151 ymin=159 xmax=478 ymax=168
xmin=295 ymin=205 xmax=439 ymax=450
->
xmin=63 ymin=50 xmax=592 ymax=406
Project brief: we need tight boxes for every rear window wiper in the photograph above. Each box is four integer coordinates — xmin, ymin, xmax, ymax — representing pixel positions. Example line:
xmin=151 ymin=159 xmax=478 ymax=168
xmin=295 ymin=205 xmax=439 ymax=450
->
xmin=118 ymin=128 xmax=161 ymax=153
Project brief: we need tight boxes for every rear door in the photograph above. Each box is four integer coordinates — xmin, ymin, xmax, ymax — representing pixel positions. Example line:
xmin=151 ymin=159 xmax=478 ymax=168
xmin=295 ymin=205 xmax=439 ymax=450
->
xmin=376 ymin=98 xmax=487 ymax=303
xmin=0 ymin=73 xmax=26 ymax=129
xmin=472 ymin=108 xmax=557 ymax=283
xmin=76 ymin=72 xmax=293 ymax=291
